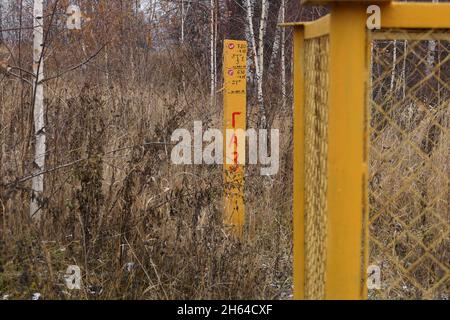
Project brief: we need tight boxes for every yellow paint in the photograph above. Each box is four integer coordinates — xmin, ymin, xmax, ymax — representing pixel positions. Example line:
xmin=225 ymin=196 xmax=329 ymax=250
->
xmin=279 ymin=15 xmax=330 ymax=39
xmin=293 ymin=26 xmax=306 ymax=300
xmin=380 ymin=2 xmax=450 ymax=29
xmin=304 ymin=15 xmax=330 ymax=39
xmin=285 ymin=0 xmax=450 ymax=300
xmin=325 ymin=3 xmax=367 ymax=300
xmin=298 ymin=1 xmax=450 ymax=29
xmin=301 ymin=0 xmax=390 ymax=3
xmin=223 ymin=39 xmax=247 ymax=237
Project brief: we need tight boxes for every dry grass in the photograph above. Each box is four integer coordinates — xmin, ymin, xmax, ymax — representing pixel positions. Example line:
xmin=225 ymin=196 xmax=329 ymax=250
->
xmin=2 ymin=33 xmax=448 ymax=301
xmin=0 ymin=53 xmax=293 ymax=300
xmin=368 ymin=36 xmax=449 ymax=300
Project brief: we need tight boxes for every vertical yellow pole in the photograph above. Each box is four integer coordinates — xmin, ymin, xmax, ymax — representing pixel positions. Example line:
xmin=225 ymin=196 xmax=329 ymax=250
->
xmin=293 ymin=26 xmax=306 ymax=300
xmin=326 ymin=3 xmax=368 ymax=300
xmin=223 ymin=40 xmax=247 ymax=237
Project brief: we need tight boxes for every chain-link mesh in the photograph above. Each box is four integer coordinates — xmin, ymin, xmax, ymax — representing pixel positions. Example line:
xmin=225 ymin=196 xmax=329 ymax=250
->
xmin=304 ymin=35 xmax=330 ymax=300
xmin=369 ymin=29 xmax=449 ymax=300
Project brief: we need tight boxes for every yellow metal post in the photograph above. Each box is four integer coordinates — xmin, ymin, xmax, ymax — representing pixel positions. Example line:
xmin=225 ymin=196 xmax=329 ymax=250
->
xmin=223 ymin=40 xmax=247 ymax=237
xmin=288 ymin=0 xmax=450 ymax=300
xmin=325 ymin=3 xmax=368 ymax=300
xmin=293 ymin=26 xmax=306 ymax=300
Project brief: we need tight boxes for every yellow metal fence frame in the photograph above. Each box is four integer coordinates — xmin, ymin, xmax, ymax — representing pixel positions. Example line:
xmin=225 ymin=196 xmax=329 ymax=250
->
xmin=290 ymin=1 xmax=450 ymax=300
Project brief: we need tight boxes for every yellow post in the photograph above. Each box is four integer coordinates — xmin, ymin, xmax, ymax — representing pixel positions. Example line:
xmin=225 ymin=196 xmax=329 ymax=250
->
xmin=223 ymin=40 xmax=247 ymax=237
xmin=325 ymin=3 xmax=368 ymax=299
xmin=292 ymin=26 xmax=306 ymax=300
xmin=289 ymin=0 xmax=450 ymax=300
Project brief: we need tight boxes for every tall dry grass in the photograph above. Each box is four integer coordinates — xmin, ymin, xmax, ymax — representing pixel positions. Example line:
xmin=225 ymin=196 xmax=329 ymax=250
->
xmin=0 ymin=50 xmax=293 ymax=300
xmin=368 ymin=37 xmax=449 ymax=299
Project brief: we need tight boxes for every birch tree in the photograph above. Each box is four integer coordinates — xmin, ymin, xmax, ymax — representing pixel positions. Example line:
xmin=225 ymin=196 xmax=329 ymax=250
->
xmin=181 ymin=0 xmax=189 ymax=91
xmin=214 ymin=0 xmax=218 ymax=104
xmin=426 ymin=0 xmax=438 ymax=77
xmin=280 ymin=0 xmax=286 ymax=111
xmin=401 ymin=0 xmax=408 ymax=99
xmin=210 ymin=0 xmax=216 ymax=108
xmin=245 ymin=0 xmax=259 ymax=82
xmin=246 ymin=0 xmax=268 ymax=128
xmin=0 ymin=0 xmax=3 ymax=43
xmin=181 ymin=0 xmax=185 ymax=44
xmin=390 ymin=39 xmax=397 ymax=94
xmin=268 ymin=0 xmax=286 ymax=110
xmin=257 ymin=0 xmax=268 ymax=128
xmin=30 ymin=0 xmax=46 ymax=220
xmin=402 ymin=38 xmax=407 ymax=99
xmin=269 ymin=30 xmax=280 ymax=72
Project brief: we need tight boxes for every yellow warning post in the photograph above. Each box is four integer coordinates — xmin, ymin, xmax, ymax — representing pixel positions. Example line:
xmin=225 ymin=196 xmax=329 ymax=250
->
xmin=223 ymin=39 xmax=247 ymax=237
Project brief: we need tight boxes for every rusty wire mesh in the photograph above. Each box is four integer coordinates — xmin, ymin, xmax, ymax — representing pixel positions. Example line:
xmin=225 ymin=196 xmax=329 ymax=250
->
xmin=303 ymin=35 xmax=330 ymax=300
xmin=368 ymin=29 xmax=449 ymax=299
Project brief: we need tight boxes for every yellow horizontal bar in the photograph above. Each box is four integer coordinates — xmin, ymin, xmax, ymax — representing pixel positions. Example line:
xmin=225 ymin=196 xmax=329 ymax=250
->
xmin=279 ymin=15 xmax=330 ymax=39
xmin=284 ymin=2 xmax=450 ymax=30
xmin=381 ymin=2 xmax=450 ymax=29
xmin=302 ymin=0 xmax=390 ymax=3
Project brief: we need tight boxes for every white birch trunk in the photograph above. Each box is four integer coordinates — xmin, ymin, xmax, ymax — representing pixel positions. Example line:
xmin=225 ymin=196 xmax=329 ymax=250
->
xmin=280 ymin=0 xmax=286 ymax=110
xmin=426 ymin=40 xmax=436 ymax=76
xmin=402 ymin=40 xmax=407 ymax=99
xmin=210 ymin=0 xmax=216 ymax=108
xmin=105 ymin=46 xmax=110 ymax=89
xmin=214 ymin=0 xmax=218 ymax=101
xmin=0 ymin=0 xmax=3 ymax=42
xmin=390 ymin=40 xmax=397 ymax=94
xmin=181 ymin=0 xmax=185 ymax=44
xmin=269 ymin=30 xmax=280 ymax=71
xmin=401 ymin=0 xmax=408 ymax=99
xmin=257 ymin=0 xmax=268 ymax=128
xmin=31 ymin=0 xmax=46 ymax=220
xmin=426 ymin=0 xmax=438 ymax=77
xmin=245 ymin=0 xmax=259 ymax=88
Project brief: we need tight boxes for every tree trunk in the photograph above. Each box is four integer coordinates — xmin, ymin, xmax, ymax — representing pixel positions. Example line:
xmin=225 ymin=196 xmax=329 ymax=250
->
xmin=426 ymin=40 xmax=436 ymax=77
xmin=0 ymin=0 xmax=3 ymax=42
xmin=390 ymin=40 xmax=397 ymax=94
xmin=181 ymin=0 xmax=185 ymax=44
xmin=245 ymin=0 xmax=259 ymax=83
xmin=263 ymin=0 xmax=282 ymax=75
xmin=281 ymin=0 xmax=286 ymax=110
xmin=30 ymin=0 xmax=46 ymax=220
xmin=426 ymin=0 xmax=438 ymax=77
xmin=402 ymin=40 xmax=407 ymax=99
xmin=210 ymin=0 xmax=216 ymax=108
xmin=257 ymin=0 xmax=268 ymax=128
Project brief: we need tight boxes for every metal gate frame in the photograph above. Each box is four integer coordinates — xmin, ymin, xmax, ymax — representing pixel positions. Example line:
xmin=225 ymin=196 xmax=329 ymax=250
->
xmin=284 ymin=0 xmax=450 ymax=300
